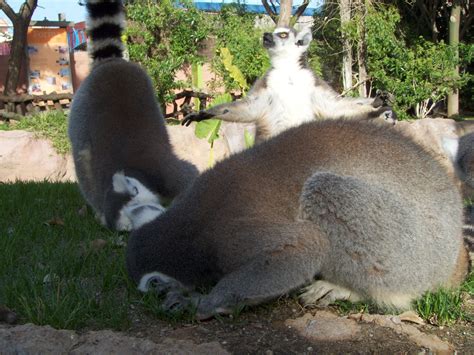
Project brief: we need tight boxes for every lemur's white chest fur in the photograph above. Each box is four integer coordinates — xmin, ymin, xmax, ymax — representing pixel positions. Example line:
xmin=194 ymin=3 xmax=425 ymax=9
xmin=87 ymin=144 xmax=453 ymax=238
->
xmin=260 ymin=66 xmax=315 ymax=136
xmin=260 ymin=63 xmax=315 ymax=136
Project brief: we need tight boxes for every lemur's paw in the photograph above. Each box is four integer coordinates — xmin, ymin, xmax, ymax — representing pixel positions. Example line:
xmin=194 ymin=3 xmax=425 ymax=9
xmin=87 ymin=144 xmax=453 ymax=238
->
xmin=137 ymin=272 xmax=184 ymax=294
xmin=300 ymin=280 xmax=362 ymax=307
xmin=195 ymin=293 xmax=240 ymax=320
xmin=162 ymin=291 xmax=200 ymax=313
xmin=373 ymin=90 xmax=394 ymax=107
xmin=381 ymin=107 xmax=397 ymax=125
xmin=182 ymin=111 xmax=215 ymax=127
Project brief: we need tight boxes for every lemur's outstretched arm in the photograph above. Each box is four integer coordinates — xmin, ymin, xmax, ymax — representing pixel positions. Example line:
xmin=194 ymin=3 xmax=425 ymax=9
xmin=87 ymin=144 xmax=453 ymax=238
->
xmin=182 ymin=93 xmax=264 ymax=126
xmin=312 ymin=88 xmax=397 ymax=124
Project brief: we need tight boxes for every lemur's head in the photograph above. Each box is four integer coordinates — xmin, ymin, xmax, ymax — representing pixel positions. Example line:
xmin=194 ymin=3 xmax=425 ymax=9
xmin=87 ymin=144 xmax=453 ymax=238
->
xmin=263 ymin=27 xmax=312 ymax=63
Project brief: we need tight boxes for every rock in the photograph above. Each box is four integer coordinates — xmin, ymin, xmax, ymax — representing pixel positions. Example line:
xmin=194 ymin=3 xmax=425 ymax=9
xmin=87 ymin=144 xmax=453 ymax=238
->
xmin=395 ymin=118 xmax=458 ymax=169
xmin=0 ymin=130 xmax=75 ymax=183
xmin=359 ymin=314 xmax=454 ymax=353
xmin=0 ymin=324 xmax=229 ymax=354
xmin=0 ymin=306 xmax=17 ymax=324
xmin=167 ymin=124 xmax=229 ymax=172
xmin=285 ymin=311 xmax=361 ymax=342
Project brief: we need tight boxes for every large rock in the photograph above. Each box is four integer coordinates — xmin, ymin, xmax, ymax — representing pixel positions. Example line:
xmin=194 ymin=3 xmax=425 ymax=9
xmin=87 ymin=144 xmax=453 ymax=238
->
xmin=0 ymin=324 xmax=229 ymax=355
xmin=0 ymin=125 xmax=231 ymax=183
xmin=167 ymin=124 xmax=229 ymax=172
xmin=0 ymin=130 xmax=75 ymax=183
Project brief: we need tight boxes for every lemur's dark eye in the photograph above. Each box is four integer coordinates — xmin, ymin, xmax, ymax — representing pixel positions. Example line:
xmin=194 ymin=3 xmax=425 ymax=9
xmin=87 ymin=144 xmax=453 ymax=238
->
xmin=278 ymin=32 xmax=289 ymax=39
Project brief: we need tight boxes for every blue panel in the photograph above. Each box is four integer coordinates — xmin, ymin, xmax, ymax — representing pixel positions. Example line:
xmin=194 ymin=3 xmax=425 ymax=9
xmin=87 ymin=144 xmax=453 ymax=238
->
xmin=192 ymin=0 xmax=324 ymax=15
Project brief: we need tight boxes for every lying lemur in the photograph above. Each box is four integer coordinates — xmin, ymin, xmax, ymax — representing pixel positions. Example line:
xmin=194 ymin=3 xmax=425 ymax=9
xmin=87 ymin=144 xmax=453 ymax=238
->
xmin=68 ymin=0 xmax=198 ymax=230
xmin=182 ymin=27 xmax=395 ymax=143
xmin=127 ymin=118 xmax=468 ymax=319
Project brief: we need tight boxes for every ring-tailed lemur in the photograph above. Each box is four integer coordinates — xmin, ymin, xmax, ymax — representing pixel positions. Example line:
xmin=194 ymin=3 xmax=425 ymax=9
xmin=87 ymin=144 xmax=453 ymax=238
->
xmin=68 ymin=0 xmax=198 ymax=230
xmin=182 ymin=27 xmax=395 ymax=144
xmin=126 ymin=118 xmax=467 ymax=320
xmin=445 ymin=132 xmax=474 ymax=250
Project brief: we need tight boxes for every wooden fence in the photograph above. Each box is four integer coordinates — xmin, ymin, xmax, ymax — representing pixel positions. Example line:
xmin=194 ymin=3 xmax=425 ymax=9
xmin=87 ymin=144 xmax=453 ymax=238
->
xmin=0 ymin=92 xmax=73 ymax=120
xmin=0 ymin=90 xmax=214 ymax=122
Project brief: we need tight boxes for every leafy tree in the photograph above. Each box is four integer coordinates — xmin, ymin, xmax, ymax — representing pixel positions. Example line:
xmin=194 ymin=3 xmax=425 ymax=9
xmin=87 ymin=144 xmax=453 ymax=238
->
xmin=125 ymin=0 xmax=210 ymax=103
xmin=212 ymin=4 xmax=270 ymax=92
xmin=0 ymin=0 xmax=38 ymax=95
xmin=366 ymin=6 xmax=472 ymax=119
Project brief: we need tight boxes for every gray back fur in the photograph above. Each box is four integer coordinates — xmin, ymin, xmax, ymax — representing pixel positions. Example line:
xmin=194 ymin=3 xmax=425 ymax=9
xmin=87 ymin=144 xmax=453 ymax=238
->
xmin=127 ymin=119 xmax=467 ymax=318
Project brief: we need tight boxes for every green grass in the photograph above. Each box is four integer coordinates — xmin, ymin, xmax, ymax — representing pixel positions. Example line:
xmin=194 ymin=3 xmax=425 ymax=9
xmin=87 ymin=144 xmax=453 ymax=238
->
xmin=0 ymin=111 xmax=70 ymax=154
xmin=1 ymin=181 xmax=473 ymax=330
xmin=0 ymin=181 xmax=151 ymax=330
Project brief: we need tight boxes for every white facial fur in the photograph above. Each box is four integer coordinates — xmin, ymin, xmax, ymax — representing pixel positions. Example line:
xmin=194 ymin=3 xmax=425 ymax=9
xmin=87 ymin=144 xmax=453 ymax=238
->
xmin=267 ymin=27 xmax=312 ymax=68
xmin=112 ymin=171 xmax=166 ymax=230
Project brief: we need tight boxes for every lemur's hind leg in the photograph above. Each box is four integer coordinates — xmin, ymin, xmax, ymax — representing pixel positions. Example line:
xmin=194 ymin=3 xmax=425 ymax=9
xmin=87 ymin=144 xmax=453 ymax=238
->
xmin=298 ymin=171 xmax=420 ymax=310
xmin=300 ymin=280 xmax=362 ymax=307
xmin=162 ymin=222 xmax=328 ymax=320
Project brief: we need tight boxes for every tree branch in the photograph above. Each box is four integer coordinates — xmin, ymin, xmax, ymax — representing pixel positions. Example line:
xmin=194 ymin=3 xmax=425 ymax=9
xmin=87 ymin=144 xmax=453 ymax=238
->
xmin=0 ymin=0 xmax=18 ymax=22
xmin=293 ymin=0 xmax=310 ymax=20
xmin=20 ymin=0 xmax=38 ymax=21
xmin=261 ymin=0 xmax=278 ymax=24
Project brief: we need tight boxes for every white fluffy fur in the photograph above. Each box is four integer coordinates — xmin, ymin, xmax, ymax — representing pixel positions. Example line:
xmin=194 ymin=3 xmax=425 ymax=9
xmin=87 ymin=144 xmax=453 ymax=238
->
xmin=137 ymin=272 xmax=175 ymax=292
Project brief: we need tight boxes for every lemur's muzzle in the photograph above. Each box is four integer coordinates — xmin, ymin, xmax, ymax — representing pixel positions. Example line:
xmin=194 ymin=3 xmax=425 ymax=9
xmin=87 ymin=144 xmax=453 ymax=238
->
xmin=263 ymin=33 xmax=274 ymax=48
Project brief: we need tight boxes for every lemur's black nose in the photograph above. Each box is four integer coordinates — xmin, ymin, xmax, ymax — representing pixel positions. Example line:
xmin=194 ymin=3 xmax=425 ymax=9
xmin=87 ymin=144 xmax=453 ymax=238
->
xmin=263 ymin=33 xmax=274 ymax=48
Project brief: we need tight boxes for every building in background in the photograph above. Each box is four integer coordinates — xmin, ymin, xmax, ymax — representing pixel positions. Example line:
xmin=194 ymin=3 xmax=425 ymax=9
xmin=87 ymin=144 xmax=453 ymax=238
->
xmin=0 ymin=15 xmax=89 ymax=95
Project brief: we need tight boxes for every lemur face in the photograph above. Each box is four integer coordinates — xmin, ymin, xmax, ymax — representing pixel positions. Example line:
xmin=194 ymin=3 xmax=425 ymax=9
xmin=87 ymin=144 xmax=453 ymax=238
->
xmin=263 ymin=27 xmax=312 ymax=58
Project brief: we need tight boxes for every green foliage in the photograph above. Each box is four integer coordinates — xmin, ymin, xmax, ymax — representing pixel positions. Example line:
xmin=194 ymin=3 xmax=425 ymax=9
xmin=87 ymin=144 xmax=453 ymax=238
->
xmin=220 ymin=47 xmax=249 ymax=92
xmin=194 ymin=93 xmax=232 ymax=148
xmin=0 ymin=111 xmax=70 ymax=154
xmin=416 ymin=290 xmax=463 ymax=325
xmin=212 ymin=4 xmax=270 ymax=91
xmin=125 ymin=0 xmax=210 ymax=103
xmin=366 ymin=6 xmax=473 ymax=119
xmin=0 ymin=182 xmax=134 ymax=329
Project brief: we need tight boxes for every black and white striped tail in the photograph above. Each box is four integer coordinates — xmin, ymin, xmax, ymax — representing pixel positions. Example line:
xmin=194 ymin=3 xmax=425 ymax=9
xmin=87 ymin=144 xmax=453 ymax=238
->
xmin=86 ymin=0 xmax=125 ymax=63
xmin=464 ymin=206 xmax=474 ymax=252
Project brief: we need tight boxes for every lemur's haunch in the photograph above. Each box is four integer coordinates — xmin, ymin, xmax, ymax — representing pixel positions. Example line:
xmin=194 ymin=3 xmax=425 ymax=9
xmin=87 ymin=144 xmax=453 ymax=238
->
xmin=183 ymin=27 xmax=396 ymax=144
xmin=127 ymin=119 xmax=468 ymax=320
xmin=68 ymin=0 xmax=198 ymax=230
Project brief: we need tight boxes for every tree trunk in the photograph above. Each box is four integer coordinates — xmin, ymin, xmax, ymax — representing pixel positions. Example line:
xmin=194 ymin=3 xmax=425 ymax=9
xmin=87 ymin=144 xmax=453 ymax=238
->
xmin=277 ymin=0 xmax=293 ymax=27
xmin=4 ymin=20 xmax=27 ymax=94
xmin=447 ymin=4 xmax=460 ymax=118
xmin=340 ymin=0 xmax=353 ymax=92
xmin=355 ymin=0 xmax=368 ymax=97
xmin=0 ymin=0 xmax=38 ymax=95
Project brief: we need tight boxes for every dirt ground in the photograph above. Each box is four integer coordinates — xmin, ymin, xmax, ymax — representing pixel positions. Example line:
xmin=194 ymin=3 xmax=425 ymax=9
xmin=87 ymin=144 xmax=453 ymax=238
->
xmin=126 ymin=298 xmax=473 ymax=354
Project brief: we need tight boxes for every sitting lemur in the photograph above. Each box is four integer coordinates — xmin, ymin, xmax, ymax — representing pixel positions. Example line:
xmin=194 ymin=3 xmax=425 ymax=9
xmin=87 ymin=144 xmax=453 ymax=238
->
xmin=183 ymin=26 xmax=396 ymax=143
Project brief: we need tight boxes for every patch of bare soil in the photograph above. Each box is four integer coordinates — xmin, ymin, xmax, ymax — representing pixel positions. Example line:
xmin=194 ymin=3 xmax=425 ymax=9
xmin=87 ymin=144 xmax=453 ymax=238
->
xmin=127 ymin=298 xmax=447 ymax=354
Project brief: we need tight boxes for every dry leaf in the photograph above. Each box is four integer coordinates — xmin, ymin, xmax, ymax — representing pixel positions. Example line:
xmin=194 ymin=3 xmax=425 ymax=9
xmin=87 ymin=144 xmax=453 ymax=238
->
xmin=44 ymin=217 xmax=65 ymax=226
xmin=78 ymin=205 xmax=88 ymax=217
xmin=91 ymin=239 xmax=107 ymax=252
xmin=0 ymin=305 xmax=17 ymax=324
xmin=399 ymin=310 xmax=425 ymax=325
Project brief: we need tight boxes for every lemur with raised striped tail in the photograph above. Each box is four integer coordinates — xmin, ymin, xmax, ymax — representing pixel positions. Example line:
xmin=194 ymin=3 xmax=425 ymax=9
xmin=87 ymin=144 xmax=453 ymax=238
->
xmin=68 ymin=0 xmax=198 ymax=231
xmin=183 ymin=27 xmax=395 ymax=144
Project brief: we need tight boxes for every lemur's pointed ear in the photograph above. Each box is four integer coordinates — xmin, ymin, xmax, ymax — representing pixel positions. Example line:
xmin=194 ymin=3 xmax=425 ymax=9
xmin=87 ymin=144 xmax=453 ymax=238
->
xmin=296 ymin=28 xmax=312 ymax=46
